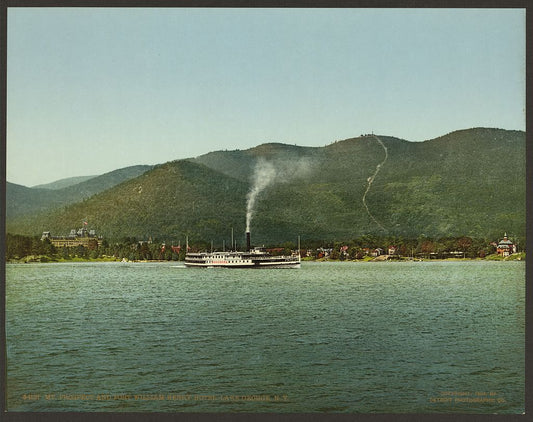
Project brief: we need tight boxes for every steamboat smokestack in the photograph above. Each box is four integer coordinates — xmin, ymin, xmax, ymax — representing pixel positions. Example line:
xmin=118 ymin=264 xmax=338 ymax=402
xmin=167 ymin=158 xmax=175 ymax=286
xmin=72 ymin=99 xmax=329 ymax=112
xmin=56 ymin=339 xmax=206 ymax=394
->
xmin=246 ymin=231 xmax=251 ymax=251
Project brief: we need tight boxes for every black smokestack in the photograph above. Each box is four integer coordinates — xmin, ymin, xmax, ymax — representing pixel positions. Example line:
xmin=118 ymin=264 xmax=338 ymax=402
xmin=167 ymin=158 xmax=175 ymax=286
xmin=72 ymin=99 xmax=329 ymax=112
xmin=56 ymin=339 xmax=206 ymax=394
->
xmin=246 ymin=232 xmax=251 ymax=251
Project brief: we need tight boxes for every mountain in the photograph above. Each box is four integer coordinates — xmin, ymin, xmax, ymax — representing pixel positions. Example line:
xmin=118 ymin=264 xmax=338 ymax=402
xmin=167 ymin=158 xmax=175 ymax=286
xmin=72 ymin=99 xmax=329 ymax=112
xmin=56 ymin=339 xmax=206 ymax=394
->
xmin=6 ymin=128 xmax=525 ymax=244
xmin=7 ymin=160 xmax=248 ymax=242
xmin=32 ymin=175 xmax=98 ymax=190
xmin=6 ymin=165 xmax=153 ymax=219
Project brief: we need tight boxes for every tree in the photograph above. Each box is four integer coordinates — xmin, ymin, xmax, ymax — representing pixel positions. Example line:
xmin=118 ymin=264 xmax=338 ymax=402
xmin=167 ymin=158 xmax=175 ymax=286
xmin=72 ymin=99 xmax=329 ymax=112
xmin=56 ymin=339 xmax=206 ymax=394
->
xmin=31 ymin=237 xmax=43 ymax=255
xmin=139 ymin=243 xmax=150 ymax=260
xmin=470 ymin=237 xmax=490 ymax=258
xmin=6 ymin=234 xmax=32 ymax=259
xmin=61 ymin=247 xmax=72 ymax=260
xmin=41 ymin=238 xmax=57 ymax=256
xmin=456 ymin=237 xmax=473 ymax=252
xmin=75 ymin=245 xmax=87 ymax=258
xmin=420 ymin=240 xmax=435 ymax=257
xmin=348 ymin=247 xmax=359 ymax=259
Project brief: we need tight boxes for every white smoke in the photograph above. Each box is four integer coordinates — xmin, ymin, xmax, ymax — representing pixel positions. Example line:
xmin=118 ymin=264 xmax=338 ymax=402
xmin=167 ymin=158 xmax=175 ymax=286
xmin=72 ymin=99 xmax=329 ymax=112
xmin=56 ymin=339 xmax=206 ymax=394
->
xmin=245 ymin=156 xmax=313 ymax=233
xmin=246 ymin=158 xmax=277 ymax=232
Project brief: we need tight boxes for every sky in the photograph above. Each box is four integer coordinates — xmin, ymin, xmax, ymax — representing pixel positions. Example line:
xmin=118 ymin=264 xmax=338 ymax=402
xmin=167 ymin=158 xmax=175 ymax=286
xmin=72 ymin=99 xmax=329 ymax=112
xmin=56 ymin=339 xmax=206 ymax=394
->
xmin=6 ymin=7 xmax=526 ymax=187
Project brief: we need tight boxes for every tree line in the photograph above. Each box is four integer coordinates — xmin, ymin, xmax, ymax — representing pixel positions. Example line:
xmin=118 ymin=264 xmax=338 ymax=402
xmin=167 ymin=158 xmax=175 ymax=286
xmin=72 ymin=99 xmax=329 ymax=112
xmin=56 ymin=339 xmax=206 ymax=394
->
xmin=5 ymin=233 xmax=523 ymax=261
xmin=5 ymin=234 xmax=185 ymax=262
xmin=301 ymin=236 xmax=491 ymax=260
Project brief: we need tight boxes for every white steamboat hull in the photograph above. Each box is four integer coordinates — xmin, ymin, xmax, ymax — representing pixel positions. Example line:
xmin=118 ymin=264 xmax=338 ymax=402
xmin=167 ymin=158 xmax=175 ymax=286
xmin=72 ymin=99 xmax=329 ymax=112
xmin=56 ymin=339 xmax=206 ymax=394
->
xmin=184 ymin=251 xmax=301 ymax=268
xmin=184 ymin=261 xmax=301 ymax=268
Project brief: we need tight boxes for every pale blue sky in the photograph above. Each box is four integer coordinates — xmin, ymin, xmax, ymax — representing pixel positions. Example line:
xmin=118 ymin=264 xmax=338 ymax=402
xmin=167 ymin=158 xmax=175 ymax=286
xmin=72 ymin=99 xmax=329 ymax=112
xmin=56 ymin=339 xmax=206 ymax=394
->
xmin=7 ymin=8 xmax=526 ymax=187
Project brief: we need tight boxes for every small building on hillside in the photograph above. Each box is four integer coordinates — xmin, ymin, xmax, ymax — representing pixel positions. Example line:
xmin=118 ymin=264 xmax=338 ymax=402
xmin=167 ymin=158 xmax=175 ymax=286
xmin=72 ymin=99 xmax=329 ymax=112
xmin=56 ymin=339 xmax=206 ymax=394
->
xmin=497 ymin=233 xmax=516 ymax=257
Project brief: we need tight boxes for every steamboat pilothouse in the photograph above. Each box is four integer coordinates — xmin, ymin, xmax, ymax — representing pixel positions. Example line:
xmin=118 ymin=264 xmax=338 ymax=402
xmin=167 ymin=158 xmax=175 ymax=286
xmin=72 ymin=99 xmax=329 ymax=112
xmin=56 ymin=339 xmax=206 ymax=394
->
xmin=184 ymin=232 xmax=301 ymax=268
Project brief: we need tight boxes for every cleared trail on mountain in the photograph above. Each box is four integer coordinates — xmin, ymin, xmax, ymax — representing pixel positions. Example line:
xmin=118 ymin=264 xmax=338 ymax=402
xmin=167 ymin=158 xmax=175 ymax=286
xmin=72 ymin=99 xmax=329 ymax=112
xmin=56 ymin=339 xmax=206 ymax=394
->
xmin=362 ymin=135 xmax=388 ymax=231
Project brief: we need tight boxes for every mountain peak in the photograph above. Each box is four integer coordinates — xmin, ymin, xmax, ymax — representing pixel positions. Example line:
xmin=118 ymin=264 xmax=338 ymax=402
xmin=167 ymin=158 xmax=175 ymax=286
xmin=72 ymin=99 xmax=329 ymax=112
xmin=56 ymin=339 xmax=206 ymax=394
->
xmin=6 ymin=128 xmax=525 ymax=241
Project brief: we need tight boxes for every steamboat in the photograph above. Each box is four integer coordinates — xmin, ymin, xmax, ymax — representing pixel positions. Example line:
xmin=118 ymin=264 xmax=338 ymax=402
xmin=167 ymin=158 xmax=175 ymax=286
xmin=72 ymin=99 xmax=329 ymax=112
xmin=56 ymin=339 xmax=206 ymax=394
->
xmin=184 ymin=232 xmax=301 ymax=268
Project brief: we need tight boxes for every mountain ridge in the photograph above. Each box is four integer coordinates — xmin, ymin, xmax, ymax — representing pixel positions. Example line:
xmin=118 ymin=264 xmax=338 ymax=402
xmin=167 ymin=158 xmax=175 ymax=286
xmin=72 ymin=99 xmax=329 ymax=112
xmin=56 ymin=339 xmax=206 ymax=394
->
xmin=6 ymin=165 xmax=153 ymax=219
xmin=32 ymin=175 xmax=98 ymax=190
xmin=6 ymin=127 xmax=525 ymax=244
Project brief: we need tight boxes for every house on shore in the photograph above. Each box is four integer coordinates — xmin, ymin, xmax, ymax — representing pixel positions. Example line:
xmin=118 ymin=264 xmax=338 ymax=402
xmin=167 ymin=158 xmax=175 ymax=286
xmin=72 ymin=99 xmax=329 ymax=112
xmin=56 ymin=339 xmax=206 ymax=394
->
xmin=496 ymin=233 xmax=516 ymax=257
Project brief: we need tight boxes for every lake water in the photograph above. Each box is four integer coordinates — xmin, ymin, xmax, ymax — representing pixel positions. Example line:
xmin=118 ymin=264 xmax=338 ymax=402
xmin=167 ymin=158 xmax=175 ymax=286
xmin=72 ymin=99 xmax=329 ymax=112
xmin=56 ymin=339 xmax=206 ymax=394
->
xmin=5 ymin=261 xmax=525 ymax=413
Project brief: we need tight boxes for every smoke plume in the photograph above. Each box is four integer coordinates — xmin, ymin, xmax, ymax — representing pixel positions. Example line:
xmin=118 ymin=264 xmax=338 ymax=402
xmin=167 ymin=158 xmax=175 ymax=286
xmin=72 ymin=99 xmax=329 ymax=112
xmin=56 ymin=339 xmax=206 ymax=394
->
xmin=246 ymin=158 xmax=277 ymax=232
xmin=245 ymin=156 xmax=313 ymax=233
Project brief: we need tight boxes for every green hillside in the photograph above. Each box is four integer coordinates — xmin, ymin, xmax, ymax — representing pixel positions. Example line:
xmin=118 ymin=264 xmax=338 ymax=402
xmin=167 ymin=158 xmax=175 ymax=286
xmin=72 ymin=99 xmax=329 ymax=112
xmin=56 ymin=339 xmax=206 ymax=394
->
xmin=7 ymin=160 xmax=249 ymax=245
xmin=6 ymin=165 xmax=153 ymax=218
xmin=6 ymin=128 xmax=525 ymax=245
xmin=247 ymin=128 xmax=525 ymax=242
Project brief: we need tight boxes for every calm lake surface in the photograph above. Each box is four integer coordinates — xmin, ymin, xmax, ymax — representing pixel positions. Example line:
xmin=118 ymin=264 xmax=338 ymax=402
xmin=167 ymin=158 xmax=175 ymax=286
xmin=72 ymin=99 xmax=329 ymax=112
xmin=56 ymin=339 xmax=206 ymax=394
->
xmin=6 ymin=261 xmax=525 ymax=413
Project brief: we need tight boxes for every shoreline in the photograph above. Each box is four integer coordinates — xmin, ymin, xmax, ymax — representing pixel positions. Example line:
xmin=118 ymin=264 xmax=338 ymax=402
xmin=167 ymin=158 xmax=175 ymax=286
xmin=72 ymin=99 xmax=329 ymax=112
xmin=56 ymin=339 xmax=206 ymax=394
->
xmin=7 ymin=253 xmax=525 ymax=264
